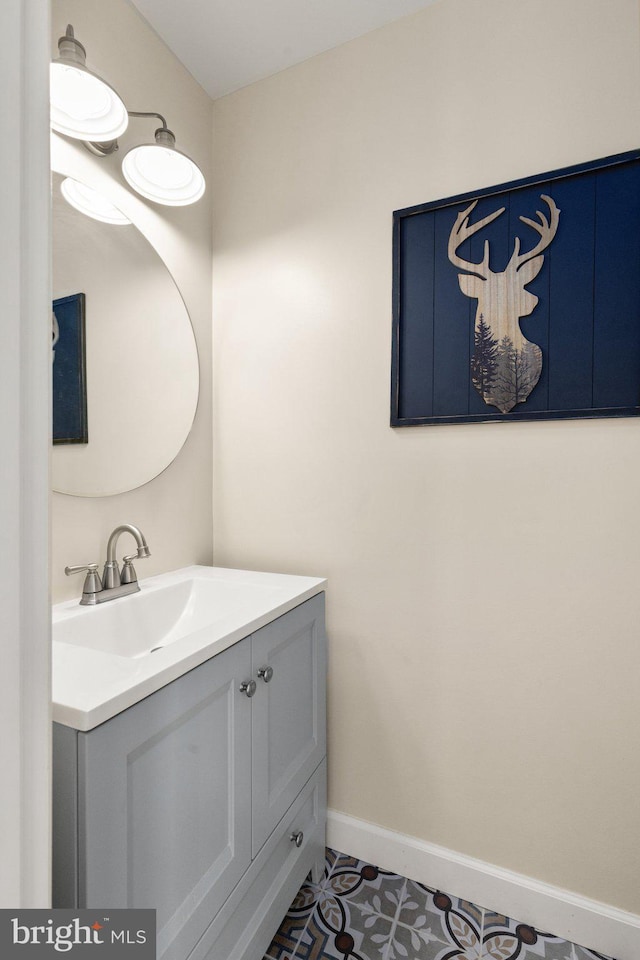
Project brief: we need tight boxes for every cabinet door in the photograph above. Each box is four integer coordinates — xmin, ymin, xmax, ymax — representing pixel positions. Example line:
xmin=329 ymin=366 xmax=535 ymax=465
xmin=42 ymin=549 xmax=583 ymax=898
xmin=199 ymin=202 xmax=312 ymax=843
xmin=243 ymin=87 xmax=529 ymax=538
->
xmin=78 ymin=639 xmax=252 ymax=960
xmin=251 ymin=593 xmax=326 ymax=854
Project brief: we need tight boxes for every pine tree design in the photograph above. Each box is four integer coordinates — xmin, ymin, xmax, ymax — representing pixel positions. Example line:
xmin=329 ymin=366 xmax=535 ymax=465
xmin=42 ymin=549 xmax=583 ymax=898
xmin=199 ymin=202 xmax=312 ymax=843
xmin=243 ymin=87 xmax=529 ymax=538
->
xmin=470 ymin=314 xmax=499 ymax=401
xmin=485 ymin=336 xmax=542 ymax=413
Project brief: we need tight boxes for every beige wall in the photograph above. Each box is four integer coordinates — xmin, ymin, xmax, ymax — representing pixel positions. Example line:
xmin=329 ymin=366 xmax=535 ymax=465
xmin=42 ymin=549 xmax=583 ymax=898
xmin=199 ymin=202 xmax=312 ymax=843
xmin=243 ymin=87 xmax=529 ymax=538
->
xmin=212 ymin=0 xmax=640 ymax=913
xmin=51 ymin=0 xmax=213 ymax=602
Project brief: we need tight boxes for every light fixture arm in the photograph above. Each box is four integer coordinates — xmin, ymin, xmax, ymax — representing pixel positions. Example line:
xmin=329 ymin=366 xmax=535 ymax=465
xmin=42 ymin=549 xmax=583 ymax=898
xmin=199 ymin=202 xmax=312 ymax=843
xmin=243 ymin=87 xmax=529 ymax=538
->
xmin=85 ymin=110 xmax=175 ymax=158
xmin=128 ymin=111 xmax=169 ymax=130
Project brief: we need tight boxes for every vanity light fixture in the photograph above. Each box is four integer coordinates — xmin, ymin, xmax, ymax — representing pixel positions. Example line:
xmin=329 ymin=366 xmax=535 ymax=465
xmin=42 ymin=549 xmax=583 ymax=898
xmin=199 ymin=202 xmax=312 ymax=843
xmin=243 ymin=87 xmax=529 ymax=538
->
xmin=86 ymin=113 xmax=206 ymax=207
xmin=121 ymin=115 xmax=206 ymax=207
xmin=50 ymin=25 xmax=129 ymax=142
xmin=60 ymin=178 xmax=131 ymax=225
xmin=50 ymin=27 xmax=206 ymax=207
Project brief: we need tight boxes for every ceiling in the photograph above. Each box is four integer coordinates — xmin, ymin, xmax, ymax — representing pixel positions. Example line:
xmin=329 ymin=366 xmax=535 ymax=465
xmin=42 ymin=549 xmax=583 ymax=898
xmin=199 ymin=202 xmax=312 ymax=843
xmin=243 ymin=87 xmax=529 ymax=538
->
xmin=128 ymin=0 xmax=438 ymax=99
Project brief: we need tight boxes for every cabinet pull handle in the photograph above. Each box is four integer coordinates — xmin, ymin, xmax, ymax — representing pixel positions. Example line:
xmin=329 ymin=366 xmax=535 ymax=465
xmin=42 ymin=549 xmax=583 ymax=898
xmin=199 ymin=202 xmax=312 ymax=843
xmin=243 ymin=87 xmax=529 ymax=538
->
xmin=290 ymin=830 xmax=304 ymax=848
xmin=257 ymin=666 xmax=273 ymax=683
xmin=239 ymin=680 xmax=257 ymax=698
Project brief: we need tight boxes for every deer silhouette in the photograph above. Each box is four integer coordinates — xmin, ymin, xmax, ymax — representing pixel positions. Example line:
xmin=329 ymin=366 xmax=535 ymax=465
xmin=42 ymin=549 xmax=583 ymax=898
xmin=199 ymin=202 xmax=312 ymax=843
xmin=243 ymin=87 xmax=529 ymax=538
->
xmin=448 ymin=194 xmax=560 ymax=413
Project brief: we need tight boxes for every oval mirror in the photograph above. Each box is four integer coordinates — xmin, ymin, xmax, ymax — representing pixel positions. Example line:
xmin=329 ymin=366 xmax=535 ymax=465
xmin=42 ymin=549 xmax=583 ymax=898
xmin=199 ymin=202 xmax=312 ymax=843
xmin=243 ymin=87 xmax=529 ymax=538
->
xmin=51 ymin=172 xmax=199 ymax=497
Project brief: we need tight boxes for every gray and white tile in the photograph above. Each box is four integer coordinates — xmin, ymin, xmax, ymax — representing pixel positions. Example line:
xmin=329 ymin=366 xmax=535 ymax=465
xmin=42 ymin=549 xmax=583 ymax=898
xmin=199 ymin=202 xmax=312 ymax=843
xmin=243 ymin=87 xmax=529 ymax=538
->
xmin=263 ymin=850 xmax=618 ymax=960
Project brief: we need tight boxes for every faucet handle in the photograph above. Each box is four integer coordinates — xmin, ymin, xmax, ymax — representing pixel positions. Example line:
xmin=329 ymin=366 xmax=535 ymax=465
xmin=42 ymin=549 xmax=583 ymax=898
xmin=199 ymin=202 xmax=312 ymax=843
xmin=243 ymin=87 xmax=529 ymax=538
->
xmin=65 ymin=562 xmax=99 ymax=576
xmin=65 ymin=563 xmax=103 ymax=600
xmin=121 ymin=555 xmax=138 ymax=585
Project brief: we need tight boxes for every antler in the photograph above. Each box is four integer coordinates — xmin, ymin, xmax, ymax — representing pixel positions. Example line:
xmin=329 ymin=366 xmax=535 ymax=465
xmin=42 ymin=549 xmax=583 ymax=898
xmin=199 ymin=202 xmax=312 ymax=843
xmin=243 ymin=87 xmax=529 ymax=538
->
xmin=448 ymin=199 xmax=506 ymax=279
xmin=508 ymin=194 xmax=560 ymax=272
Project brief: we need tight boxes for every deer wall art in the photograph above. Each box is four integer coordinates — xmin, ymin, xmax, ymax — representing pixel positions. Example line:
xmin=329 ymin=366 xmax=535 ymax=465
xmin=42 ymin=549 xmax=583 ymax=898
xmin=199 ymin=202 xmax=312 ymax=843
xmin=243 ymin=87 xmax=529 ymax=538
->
xmin=448 ymin=194 xmax=560 ymax=414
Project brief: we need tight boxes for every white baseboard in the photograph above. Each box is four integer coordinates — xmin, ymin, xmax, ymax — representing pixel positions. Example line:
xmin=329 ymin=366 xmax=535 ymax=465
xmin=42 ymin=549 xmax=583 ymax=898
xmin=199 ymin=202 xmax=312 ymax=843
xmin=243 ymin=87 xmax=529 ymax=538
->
xmin=327 ymin=810 xmax=640 ymax=960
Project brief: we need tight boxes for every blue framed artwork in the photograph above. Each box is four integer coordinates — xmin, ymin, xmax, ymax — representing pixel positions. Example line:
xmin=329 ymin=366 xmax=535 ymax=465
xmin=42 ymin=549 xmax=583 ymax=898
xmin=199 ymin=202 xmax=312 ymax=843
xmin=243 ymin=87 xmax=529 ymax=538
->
xmin=52 ymin=292 xmax=88 ymax=444
xmin=391 ymin=149 xmax=640 ymax=425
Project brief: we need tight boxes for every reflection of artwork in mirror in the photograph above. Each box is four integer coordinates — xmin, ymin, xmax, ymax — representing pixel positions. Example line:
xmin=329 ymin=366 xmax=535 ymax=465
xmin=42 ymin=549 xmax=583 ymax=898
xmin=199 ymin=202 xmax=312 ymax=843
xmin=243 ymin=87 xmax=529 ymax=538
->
xmin=52 ymin=293 xmax=88 ymax=445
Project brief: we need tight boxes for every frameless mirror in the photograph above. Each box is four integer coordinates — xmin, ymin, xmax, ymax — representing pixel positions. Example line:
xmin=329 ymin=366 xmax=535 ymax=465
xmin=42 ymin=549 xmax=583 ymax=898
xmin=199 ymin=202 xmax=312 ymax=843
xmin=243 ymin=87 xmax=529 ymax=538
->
xmin=51 ymin=172 xmax=199 ymax=497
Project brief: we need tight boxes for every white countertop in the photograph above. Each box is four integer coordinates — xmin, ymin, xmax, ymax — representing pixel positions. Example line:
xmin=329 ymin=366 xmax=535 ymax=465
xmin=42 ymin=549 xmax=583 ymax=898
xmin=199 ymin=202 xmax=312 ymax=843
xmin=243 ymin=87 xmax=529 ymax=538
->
xmin=52 ymin=565 xmax=326 ymax=731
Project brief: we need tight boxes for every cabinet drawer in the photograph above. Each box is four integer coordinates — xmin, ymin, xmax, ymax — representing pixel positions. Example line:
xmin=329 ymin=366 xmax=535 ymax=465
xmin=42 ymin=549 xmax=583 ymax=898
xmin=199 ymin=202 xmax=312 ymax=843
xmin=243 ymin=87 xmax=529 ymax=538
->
xmin=192 ymin=759 xmax=327 ymax=960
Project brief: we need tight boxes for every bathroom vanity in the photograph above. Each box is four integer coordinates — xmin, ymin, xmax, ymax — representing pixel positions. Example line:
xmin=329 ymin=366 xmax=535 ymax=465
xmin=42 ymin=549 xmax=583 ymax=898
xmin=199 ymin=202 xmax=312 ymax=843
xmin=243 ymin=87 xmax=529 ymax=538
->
xmin=52 ymin=566 xmax=327 ymax=960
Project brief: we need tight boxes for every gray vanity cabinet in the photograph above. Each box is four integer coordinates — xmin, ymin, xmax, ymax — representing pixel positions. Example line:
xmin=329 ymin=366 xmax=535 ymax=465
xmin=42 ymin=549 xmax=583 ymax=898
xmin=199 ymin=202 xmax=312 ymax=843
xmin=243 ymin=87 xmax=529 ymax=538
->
xmin=53 ymin=593 xmax=326 ymax=960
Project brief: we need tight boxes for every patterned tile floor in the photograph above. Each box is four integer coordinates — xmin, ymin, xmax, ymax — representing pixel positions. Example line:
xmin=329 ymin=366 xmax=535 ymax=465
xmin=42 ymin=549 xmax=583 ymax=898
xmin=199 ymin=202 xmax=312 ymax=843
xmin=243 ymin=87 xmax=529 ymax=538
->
xmin=263 ymin=849 xmax=617 ymax=960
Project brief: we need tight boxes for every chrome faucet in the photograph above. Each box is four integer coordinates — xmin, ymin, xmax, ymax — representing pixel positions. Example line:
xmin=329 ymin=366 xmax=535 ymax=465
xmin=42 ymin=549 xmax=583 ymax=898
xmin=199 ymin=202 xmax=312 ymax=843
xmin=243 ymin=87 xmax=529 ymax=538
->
xmin=65 ymin=524 xmax=151 ymax=605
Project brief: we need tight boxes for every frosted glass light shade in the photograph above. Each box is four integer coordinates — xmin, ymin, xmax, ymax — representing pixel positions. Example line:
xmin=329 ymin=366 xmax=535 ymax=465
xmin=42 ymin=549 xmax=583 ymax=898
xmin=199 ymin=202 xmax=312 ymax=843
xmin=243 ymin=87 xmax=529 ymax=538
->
xmin=50 ymin=62 xmax=128 ymax=141
xmin=60 ymin=178 xmax=131 ymax=225
xmin=122 ymin=136 xmax=206 ymax=207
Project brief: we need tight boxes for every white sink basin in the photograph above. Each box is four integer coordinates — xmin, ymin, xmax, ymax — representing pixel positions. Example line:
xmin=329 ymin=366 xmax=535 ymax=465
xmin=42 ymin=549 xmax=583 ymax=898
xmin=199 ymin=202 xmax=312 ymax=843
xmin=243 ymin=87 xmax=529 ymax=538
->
xmin=52 ymin=565 xmax=326 ymax=731
xmin=54 ymin=576 xmax=281 ymax=660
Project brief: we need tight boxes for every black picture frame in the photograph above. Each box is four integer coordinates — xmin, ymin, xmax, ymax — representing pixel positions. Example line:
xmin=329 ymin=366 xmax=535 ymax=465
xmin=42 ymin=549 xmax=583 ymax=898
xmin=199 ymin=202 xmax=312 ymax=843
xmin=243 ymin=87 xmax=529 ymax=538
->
xmin=52 ymin=292 xmax=88 ymax=444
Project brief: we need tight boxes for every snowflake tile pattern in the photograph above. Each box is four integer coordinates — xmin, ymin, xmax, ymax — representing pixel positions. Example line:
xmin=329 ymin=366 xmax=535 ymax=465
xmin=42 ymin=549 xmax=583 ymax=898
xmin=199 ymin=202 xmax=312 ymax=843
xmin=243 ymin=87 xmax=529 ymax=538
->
xmin=262 ymin=849 xmax=618 ymax=960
